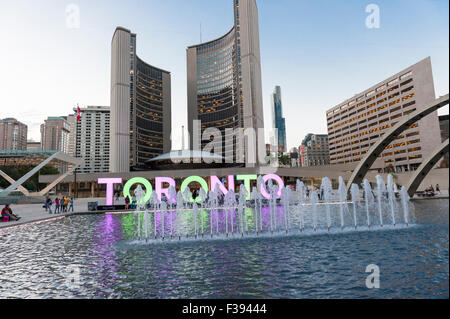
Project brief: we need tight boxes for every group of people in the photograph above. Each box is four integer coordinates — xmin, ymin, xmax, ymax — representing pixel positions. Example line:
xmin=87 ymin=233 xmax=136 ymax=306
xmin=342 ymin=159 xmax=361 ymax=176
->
xmin=44 ymin=196 xmax=74 ymax=214
xmin=425 ymin=184 xmax=441 ymax=196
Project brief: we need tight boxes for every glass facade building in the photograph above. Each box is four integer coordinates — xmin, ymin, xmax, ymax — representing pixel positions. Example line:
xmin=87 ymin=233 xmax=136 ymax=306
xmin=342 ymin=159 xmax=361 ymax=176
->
xmin=110 ymin=27 xmax=171 ymax=172
xmin=187 ymin=0 xmax=264 ymax=167
xmin=271 ymin=86 xmax=287 ymax=153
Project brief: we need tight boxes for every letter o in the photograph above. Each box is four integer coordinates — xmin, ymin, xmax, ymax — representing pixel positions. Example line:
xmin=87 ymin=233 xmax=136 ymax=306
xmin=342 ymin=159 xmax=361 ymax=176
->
xmin=260 ymin=174 xmax=284 ymax=199
xmin=123 ymin=177 xmax=153 ymax=203
xmin=180 ymin=176 xmax=209 ymax=203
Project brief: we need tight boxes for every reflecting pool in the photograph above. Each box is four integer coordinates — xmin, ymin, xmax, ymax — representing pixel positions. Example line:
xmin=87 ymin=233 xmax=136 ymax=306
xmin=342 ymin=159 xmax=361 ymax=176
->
xmin=0 ymin=199 xmax=447 ymax=299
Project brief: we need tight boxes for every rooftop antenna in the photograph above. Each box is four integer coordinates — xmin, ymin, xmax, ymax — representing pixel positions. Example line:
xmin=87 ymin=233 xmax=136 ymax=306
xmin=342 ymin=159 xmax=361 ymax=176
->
xmin=182 ymin=125 xmax=185 ymax=151
xmin=200 ymin=23 xmax=202 ymax=43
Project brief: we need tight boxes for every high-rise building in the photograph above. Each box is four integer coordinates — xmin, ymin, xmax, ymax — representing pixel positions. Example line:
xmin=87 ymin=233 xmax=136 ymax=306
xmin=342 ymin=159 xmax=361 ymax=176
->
xmin=110 ymin=27 xmax=172 ymax=173
xmin=0 ymin=118 xmax=27 ymax=151
xmin=326 ymin=57 xmax=441 ymax=173
xmin=187 ymin=0 xmax=264 ymax=167
xmin=300 ymin=134 xmax=330 ymax=167
xmin=66 ymin=113 xmax=76 ymax=157
xmin=40 ymin=117 xmax=70 ymax=153
xmin=271 ymin=86 xmax=287 ymax=153
xmin=73 ymin=106 xmax=110 ymax=173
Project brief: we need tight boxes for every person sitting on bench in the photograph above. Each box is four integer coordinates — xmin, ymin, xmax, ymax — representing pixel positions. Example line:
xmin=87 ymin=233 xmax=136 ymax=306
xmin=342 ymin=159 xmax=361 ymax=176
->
xmin=1 ymin=204 xmax=21 ymax=221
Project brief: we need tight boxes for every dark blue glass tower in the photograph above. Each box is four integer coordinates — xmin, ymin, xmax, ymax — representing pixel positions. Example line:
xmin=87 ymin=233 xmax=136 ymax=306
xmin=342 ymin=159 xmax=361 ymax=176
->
xmin=271 ymin=86 xmax=287 ymax=152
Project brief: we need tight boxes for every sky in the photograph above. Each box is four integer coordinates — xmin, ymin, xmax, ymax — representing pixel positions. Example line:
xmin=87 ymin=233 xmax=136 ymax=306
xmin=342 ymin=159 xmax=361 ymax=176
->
xmin=0 ymin=0 xmax=448 ymax=151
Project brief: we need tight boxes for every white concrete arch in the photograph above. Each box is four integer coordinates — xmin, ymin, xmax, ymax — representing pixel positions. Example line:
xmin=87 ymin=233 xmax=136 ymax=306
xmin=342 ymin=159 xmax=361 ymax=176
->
xmin=346 ymin=94 xmax=449 ymax=191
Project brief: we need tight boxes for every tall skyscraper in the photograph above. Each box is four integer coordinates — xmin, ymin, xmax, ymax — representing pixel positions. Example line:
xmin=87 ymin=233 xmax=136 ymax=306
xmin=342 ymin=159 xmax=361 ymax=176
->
xmin=0 ymin=118 xmax=27 ymax=151
xmin=40 ymin=117 xmax=70 ymax=153
xmin=110 ymin=27 xmax=172 ymax=173
xmin=73 ymin=106 xmax=110 ymax=173
xmin=271 ymin=86 xmax=287 ymax=153
xmin=326 ymin=57 xmax=441 ymax=173
xmin=187 ymin=0 xmax=264 ymax=167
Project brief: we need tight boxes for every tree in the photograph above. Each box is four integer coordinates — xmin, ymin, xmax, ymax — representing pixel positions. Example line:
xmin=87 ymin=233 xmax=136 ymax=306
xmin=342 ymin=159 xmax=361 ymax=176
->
xmin=0 ymin=166 xmax=59 ymax=192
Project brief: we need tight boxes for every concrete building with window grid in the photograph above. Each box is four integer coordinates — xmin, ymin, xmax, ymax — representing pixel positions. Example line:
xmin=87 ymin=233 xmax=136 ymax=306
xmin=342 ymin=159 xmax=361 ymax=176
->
xmin=326 ymin=57 xmax=441 ymax=173
xmin=73 ymin=106 xmax=110 ymax=173
xmin=110 ymin=27 xmax=172 ymax=173
xmin=187 ymin=0 xmax=265 ymax=167
xmin=0 ymin=118 xmax=27 ymax=151
xmin=300 ymin=134 xmax=330 ymax=167
xmin=40 ymin=117 xmax=70 ymax=154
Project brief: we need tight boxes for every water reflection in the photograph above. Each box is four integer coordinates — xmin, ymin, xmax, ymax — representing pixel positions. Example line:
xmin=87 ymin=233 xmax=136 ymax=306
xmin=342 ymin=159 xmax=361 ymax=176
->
xmin=0 ymin=200 xmax=447 ymax=298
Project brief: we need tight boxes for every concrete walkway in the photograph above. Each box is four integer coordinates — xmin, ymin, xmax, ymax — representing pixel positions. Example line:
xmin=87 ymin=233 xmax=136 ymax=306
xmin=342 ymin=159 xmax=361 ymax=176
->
xmin=0 ymin=197 xmax=114 ymax=229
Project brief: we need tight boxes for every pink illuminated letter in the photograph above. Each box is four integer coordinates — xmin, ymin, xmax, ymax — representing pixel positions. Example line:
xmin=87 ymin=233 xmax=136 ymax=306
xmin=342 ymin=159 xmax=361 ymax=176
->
xmin=260 ymin=174 xmax=284 ymax=199
xmin=98 ymin=178 xmax=122 ymax=206
xmin=210 ymin=175 xmax=235 ymax=195
xmin=155 ymin=177 xmax=176 ymax=201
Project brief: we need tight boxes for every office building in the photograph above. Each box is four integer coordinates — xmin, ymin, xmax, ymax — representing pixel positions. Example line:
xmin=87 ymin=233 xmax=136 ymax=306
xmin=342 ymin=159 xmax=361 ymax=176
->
xmin=300 ymin=134 xmax=330 ymax=167
xmin=40 ymin=117 xmax=71 ymax=153
xmin=73 ymin=106 xmax=110 ymax=173
xmin=326 ymin=57 xmax=441 ymax=173
xmin=187 ymin=0 xmax=264 ymax=166
xmin=0 ymin=118 xmax=27 ymax=151
xmin=110 ymin=27 xmax=172 ymax=172
xmin=271 ymin=86 xmax=287 ymax=152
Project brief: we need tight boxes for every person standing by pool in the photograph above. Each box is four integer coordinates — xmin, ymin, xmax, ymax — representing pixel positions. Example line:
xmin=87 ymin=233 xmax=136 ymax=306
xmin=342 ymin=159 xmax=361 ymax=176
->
xmin=125 ymin=195 xmax=130 ymax=210
xmin=64 ymin=196 xmax=70 ymax=212
xmin=44 ymin=197 xmax=50 ymax=212
xmin=47 ymin=197 xmax=53 ymax=214
xmin=55 ymin=197 xmax=60 ymax=214
xmin=68 ymin=197 xmax=74 ymax=212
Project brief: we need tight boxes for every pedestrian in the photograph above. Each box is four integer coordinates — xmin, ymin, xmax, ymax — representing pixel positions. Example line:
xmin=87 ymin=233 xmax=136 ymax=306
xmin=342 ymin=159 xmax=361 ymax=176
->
xmin=47 ymin=197 xmax=53 ymax=214
xmin=64 ymin=196 xmax=69 ymax=212
xmin=68 ymin=197 xmax=74 ymax=212
xmin=55 ymin=197 xmax=60 ymax=214
xmin=60 ymin=197 xmax=65 ymax=212
xmin=125 ymin=196 xmax=130 ymax=210
xmin=436 ymin=184 xmax=440 ymax=194
xmin=44 ymin=196 xmax=50 ymax=211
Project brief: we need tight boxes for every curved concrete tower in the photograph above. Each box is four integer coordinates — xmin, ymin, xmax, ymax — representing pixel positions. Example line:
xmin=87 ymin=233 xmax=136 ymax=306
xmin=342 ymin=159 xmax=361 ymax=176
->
xmin=110 ymin=27 xmax=171 ymax=172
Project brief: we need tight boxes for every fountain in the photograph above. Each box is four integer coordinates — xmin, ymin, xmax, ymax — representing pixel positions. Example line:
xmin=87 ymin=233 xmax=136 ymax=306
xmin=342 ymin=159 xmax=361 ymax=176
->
xmin=129 ymin=175 xmax=415 ymax=243
xmin=296 ymin=180 xmax=306 ymax=232
xmin=310 ymin=190 xmax=319 ymax=232
xmin=321 ymin=177 xmax=333 ymax=231
xmin=375 ymin=175 xmax=386 ymax=227
xmin=350 ymin=183 xmax=360 ymax=229
xmin=363 ymin=179 xmax=375 ymax=228
xmin=338 ymin=177 xmax=348 ymax=230
xmin=387 ymin=174 xmax=398 ymax=227
xmin=400 ymin=186 xmax=410 ymax=227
